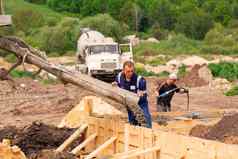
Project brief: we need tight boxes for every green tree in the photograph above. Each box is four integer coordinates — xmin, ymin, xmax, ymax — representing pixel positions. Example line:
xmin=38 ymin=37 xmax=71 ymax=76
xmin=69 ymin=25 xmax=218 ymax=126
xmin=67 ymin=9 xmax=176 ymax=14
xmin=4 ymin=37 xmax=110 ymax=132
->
xmin=175 ymin=9 xmax=213 ymax=40
xmin=39 ymin=17 xmax=80 ymax=54
xmin=148 ymin=0 xmax=177 ymax=30
xmin=47 ymin=0 xmax=81 ymax=13
xmin=13 ymin=8 xmax=45 ymax=35
xmin=80 ymin=14 xmax=128 ymax=41
xmin=119 ymin=1 xmax=143 ymax=32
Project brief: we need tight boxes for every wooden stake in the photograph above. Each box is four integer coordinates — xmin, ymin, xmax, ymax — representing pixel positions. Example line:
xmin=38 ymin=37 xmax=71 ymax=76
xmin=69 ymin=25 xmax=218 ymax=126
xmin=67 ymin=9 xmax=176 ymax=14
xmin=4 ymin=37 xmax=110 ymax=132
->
xmin=71 ymin=133 xmax=97 ymax=155
xmin=84 ymin=98 xmax=93 ymax=116
xmin=55 ymin=124 xmax=88 ymax=153
xmin=85 ymin=136 xmax=117 ymax=159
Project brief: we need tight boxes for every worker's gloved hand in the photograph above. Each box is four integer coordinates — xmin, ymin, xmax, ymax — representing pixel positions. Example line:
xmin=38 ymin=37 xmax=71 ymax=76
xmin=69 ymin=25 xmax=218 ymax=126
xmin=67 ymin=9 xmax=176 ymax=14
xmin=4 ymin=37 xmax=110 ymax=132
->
xmin=137 ymin=91 xmax=146 ymax=97
xmin=111 ymin=82 xmax=118 ymax=87
xmin=180 ymin=88 xmax=189 ymax=93
xmin=155 ymin=91 xmax=159 ymax=96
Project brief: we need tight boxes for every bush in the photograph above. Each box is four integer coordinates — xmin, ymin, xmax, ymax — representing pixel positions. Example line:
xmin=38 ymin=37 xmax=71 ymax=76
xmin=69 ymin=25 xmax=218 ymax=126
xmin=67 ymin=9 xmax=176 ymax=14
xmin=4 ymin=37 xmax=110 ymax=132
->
xmin=79 ymin=14 xmax=128 ymax=42
xmin=178 ymin=64 xmax=187 ymax=78
xmin=225 ymin=85 xmax=238 ymax=96
xmin=39 ymin=17 xmax=80 ymax=54
xmin=13 ymin=8 xmax=45 ymax=35
xmin=24 ymin=0 xmax=46 ymax=4
xmin=208 ymin=62 xmax=238 ymax=81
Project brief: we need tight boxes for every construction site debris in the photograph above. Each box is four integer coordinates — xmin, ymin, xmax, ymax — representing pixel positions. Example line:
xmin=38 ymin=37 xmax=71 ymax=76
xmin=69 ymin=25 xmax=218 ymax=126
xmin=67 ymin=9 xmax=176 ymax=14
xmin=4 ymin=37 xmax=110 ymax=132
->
xmin=190 ymin=113 xmax=238 ymax=144
xmin=0 ymin=122 xmax=83 ymax=157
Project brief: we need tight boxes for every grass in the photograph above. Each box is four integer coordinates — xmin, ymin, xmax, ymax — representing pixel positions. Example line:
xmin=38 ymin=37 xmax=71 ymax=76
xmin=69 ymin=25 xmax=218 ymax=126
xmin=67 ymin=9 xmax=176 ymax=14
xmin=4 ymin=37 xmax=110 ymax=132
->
xmin=10 ymin=70 xmax=34 ymax=78
xmin=134 ymin=34 xmax=202 ymax=58
xmin=225 ymin=86 xmax=238 ymax=96
xmin=135 ymin=63 xmax=169 ymax=77
xmin=5 ymin=0 xmax=65 ymax=22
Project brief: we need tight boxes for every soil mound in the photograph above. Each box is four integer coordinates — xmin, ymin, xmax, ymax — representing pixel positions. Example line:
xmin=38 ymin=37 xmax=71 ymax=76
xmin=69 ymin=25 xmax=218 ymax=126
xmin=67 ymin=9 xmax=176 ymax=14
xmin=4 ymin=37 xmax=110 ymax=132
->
xmin=0 ymin=122 xmax=83 ymax=156
xmin=190 ymin=113 xmax=238 ymax=144
xmin=30 ymin=150 xmax=77 ymax=159
xmin=178 ymin=65 xmax=208 ymax=87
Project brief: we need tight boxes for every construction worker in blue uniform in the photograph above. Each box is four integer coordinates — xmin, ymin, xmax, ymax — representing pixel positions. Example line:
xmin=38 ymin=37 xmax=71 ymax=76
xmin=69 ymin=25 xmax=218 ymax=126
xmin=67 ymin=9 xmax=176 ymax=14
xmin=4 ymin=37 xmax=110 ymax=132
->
xmin=113 ymin=61 xmax=152 ymax=128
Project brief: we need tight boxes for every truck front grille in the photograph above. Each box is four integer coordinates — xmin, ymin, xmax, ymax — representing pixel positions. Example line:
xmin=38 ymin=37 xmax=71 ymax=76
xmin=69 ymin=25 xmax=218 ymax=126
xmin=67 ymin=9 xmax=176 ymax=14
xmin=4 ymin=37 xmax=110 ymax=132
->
xmin=101 ymin=62 xmax=117 ymax=69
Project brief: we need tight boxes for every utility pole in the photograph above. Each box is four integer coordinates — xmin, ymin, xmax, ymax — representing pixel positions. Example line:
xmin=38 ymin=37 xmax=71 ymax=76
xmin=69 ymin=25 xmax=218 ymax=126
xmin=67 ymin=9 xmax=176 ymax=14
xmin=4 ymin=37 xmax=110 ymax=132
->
xmin=0 ymin=0 xmax=4 ymax=15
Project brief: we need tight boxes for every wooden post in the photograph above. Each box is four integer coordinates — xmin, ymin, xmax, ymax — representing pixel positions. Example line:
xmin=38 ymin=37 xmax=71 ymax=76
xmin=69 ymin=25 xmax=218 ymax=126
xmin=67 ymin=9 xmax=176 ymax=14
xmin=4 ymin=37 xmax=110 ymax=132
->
xmin=71 ymin=133 xmax=97 ymax=155
xmin=85 ymin=136 xmax=117 ymax=159
xmin=84 ymin=98 xmax=93 ymax=116
xmin=124 ymin=124 xmax=129 ymax=152
xmin=0 ymin=0 xmax=4 ymax=15
xmin=55 ymin=124 xmax=88 ymax=153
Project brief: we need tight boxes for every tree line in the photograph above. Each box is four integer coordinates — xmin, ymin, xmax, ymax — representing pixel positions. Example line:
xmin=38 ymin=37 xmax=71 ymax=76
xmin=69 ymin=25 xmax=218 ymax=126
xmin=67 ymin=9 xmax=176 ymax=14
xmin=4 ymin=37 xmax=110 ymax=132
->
xmin=25 ymin=0 xmax=238 ymax=40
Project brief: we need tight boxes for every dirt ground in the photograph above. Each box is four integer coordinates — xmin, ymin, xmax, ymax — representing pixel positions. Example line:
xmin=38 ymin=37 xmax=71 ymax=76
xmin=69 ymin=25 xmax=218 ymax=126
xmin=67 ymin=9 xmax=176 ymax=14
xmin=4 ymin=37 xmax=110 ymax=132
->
xmin=0 ymin=78 xmax=126 ymax=128
xmin=0 ymin=73 xmax=237 ymax=129
xmin=0 ymin=56 xmax=238 ymax=155
xmin=190 ymin=113 xmax=238 ymax=145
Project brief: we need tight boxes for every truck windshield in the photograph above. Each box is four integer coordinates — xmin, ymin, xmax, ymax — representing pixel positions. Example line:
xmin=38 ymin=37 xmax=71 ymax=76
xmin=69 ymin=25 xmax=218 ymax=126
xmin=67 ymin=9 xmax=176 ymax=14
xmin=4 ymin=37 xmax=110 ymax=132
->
xmin=90 ymin=45 xmax=118 ymax=54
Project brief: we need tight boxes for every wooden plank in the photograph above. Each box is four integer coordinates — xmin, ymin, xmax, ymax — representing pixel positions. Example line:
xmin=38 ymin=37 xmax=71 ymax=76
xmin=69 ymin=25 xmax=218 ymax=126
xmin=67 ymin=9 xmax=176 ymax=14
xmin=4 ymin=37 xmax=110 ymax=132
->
xmin=79 ymin=116 xmax=238 ymax=159
xmin=71 ymin=133 xmax=97 ymax=155
xmin=124 ymin=124 xmax=129 ymax=152
xmin=112 ymin=146 xmax=160 ymax=159
xmin=112 ymin=149 xmax=142 ymax=158
xmin=55 ymin=124 xmax=88 ymax=153
xmin=85 ymin=136 xmax=117 ymax=159
xmin=84 ymin=98 xmax=93 ymax=116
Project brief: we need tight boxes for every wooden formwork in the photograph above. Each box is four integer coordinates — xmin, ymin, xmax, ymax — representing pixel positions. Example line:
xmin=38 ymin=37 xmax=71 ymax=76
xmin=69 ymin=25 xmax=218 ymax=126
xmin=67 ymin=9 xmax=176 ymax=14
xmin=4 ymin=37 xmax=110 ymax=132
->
xmin=77 ymin=116 xmax=238 ymax=159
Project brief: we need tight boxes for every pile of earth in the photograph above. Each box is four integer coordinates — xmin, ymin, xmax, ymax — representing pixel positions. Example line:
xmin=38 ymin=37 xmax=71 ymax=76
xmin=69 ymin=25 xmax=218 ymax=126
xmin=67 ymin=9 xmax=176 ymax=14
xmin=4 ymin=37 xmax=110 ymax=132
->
xmin=190 ymin=113 xmax=238 ymax=144
xmin=0 ymin=121 xmax=83 ymax=158
xmin=178 ymin=64 xmax=209 ymax=87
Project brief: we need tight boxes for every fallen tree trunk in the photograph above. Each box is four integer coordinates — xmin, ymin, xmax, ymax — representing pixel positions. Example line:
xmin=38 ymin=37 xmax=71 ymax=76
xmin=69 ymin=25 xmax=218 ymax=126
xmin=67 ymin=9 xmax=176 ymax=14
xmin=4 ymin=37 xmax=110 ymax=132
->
xmin=0 ymin=36 xmax=146 ymax=126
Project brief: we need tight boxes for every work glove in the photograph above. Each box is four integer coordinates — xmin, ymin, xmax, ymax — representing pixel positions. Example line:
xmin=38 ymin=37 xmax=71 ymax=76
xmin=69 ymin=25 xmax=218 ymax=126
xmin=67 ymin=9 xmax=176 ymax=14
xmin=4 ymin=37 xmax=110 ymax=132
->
xmin=180 ymin=87 xmax=189 ymax=93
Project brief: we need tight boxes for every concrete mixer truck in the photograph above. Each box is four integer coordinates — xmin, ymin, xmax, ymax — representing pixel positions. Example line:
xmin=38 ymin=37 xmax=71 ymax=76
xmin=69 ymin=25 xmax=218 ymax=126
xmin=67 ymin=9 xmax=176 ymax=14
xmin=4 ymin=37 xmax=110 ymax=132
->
xmin=76 ymin=29 xmax=133 ymax=80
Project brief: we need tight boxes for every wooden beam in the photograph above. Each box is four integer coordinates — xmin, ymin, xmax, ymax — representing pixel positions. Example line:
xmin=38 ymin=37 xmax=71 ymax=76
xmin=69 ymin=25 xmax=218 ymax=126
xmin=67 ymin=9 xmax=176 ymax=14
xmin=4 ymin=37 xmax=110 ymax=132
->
xmin=112 ymin=146 xmax=160 ymax=159
xmin=112 ymin=149 xmax=141 ymax=158
xmin=85 ymin=136 xmax=117 ymax=159
xmin=71 ymin=133 xmax=97 ymax=155
xmin=55 ymin=124 xmax=88 ymax=153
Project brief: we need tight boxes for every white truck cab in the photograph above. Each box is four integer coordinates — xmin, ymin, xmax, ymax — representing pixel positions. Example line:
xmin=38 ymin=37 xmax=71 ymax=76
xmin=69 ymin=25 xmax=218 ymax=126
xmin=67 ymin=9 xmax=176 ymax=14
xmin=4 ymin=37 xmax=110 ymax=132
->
xmin=76 ymin=30 xmax=133 ymax=79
